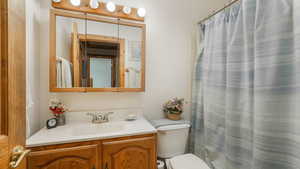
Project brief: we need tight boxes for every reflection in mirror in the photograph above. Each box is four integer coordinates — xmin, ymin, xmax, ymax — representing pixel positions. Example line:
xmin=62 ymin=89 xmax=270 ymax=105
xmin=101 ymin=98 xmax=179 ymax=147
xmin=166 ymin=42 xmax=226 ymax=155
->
xmin=56 ymin=16 xmax=86 ymax=88
xmin=51 ymin=11 xmax=145 ymax=92
xmin=83 ymin=20 xmax=122 ymax=88
xmin=118 ymin=25 xmax=143 ymax=88
xmin=79 ymin=34 xmax=124 ymax=88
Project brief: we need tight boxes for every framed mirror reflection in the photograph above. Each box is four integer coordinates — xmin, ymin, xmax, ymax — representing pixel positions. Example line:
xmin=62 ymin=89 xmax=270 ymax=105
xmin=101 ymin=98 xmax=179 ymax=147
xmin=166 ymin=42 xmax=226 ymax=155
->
xmin=50 ymin=10 xmax=145 ymax=92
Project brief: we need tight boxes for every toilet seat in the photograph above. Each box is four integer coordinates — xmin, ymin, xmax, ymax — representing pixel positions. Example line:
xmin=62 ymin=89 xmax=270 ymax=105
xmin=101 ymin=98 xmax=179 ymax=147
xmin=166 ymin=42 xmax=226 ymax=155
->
xmin=167 ymin=154 xmax=210 ymax=169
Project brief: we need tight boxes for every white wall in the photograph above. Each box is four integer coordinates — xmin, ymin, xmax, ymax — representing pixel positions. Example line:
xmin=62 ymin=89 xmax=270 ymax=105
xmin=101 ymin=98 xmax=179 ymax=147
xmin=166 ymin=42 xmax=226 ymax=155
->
xmin=26 ymin=0 xmax=41 ymax=137
xmin=34 ymin=0 xmax=228 ymax=131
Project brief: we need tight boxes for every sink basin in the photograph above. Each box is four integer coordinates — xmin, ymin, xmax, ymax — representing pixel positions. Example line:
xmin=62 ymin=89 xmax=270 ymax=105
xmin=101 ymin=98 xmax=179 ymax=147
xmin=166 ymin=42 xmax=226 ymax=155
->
xmin=26 ymin=118 xmax=157 ymax=147
xmin=71 ymin=122 xmax=125 ymax=136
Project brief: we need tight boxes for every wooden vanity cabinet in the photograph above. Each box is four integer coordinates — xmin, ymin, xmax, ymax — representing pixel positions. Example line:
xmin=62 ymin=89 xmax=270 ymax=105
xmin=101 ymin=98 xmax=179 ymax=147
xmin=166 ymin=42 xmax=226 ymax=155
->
xmin=27 ymin=134 xmax=157 ymax=169
xmin=103 ymin=136 xmax=156 ymax=169
xmin=27 ymin=144 xmax=99 ymax=169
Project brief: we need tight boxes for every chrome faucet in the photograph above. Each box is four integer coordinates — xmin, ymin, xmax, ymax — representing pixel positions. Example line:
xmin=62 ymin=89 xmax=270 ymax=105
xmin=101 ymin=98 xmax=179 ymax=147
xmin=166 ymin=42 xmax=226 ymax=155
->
xmin=86 ymin=112 xmax=114 ymax=124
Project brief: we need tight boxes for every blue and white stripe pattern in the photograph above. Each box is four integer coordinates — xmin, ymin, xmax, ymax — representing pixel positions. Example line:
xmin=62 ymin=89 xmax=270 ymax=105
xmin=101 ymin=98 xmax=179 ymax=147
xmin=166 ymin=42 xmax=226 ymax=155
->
xmin=190 ymin=0 xmax=300 ymax=169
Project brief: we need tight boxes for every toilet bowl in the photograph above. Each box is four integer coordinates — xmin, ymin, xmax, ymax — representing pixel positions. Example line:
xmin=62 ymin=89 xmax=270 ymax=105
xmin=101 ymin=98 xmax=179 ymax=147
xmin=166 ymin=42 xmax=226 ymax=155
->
xmin=151 ymin=119 xmax=210 ymax=169
xmin=166 ymin=154 xmax=210 ymax=169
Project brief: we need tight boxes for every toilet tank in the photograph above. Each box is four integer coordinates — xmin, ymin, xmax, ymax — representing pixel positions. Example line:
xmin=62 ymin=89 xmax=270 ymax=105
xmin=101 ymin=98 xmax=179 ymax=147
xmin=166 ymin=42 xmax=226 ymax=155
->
xmin=156 ymin=123 xmax=191 ymax=158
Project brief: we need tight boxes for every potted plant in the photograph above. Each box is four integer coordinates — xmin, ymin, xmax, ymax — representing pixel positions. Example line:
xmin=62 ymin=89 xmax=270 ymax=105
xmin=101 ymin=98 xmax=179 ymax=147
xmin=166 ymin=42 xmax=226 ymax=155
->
xmin=49 ymin=98 xmax=68 ymax=126
xmin=163 ymin=98 xmax=185 ymax=121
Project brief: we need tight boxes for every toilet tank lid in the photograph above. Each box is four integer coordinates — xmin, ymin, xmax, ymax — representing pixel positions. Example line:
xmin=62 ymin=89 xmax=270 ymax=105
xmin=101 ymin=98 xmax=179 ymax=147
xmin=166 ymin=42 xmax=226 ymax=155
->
xmin=151 ymin=118 xmax=190 ymax=129
xmin=157 ymin=123 xmax=191 ymax=131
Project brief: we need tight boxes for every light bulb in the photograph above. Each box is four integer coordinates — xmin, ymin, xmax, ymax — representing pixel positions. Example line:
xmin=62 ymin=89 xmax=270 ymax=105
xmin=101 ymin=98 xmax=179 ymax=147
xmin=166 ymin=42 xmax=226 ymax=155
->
xmin=106 ymin=2 xmax=116 ymax=13
xmin=123 ymin=6 xmax=132 ymax=15
xmin=89 ymin=0 xmax=99 ymax=9
xmin=52 ymin=0 xmax=61 ymax=3
xmin=137 ymin=8 xmax=146 ymax=17
xmin=70 ymin=0 xmax=81 ymax=6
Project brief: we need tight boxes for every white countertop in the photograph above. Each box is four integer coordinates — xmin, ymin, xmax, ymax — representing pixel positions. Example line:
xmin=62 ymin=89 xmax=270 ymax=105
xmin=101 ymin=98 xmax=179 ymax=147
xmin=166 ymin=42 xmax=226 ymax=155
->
xmin=26 ymin=118 xmax=157 ymax=147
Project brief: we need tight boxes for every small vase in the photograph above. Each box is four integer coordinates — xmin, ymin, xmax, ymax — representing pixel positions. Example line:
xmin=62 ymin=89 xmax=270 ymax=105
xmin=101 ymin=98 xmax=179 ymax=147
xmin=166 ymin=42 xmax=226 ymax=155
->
xmin=56 ymin=114 xmax=66 ymax=126
xmin=167 ymin=113 xmax=181 ymax=121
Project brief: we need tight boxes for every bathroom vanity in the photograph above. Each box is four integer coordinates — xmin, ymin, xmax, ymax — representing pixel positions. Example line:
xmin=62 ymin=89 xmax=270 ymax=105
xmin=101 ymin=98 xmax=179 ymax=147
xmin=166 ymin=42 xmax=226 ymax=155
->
xmin=25 ymin=1 xmax=153 ymax=168
xmin=26 ymin=118 xmax=157 ymax=169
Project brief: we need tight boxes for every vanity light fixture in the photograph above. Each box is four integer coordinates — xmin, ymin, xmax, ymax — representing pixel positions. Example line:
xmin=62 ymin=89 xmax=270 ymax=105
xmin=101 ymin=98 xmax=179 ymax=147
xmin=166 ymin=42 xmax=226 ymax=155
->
xmin=106 ymin=1 xmax=116 ymax=13
xmin=89 ymin=0 xmax=99 ymax=9
xmin=122 ymin=6 xmax=132 ymax=15
xmin=137 ymin=8 xmax=146 ymax=17
xmin=52 ymin=0 xmax=62 ymax=3
xmin=70 ymin=0 xmax=81 ymax=6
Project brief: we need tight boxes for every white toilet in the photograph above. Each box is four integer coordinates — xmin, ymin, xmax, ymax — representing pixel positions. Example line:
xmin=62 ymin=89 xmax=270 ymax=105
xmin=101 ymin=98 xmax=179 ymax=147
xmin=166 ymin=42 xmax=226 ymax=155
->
xmin=152 ymin=119 xmax=210 ymax=169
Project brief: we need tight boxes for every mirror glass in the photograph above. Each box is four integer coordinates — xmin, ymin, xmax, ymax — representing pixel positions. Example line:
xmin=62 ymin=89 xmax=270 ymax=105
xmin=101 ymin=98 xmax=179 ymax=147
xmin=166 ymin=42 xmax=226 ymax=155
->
xmin=56 ymin=15 xmax=87 ymax=88
xmin=53 ymin=12 xmax=145 ymax=91
xmin=78 ymin=19 xmax=119 ymax=88
xmin=119 ymin=25 xmax=143 ymax=88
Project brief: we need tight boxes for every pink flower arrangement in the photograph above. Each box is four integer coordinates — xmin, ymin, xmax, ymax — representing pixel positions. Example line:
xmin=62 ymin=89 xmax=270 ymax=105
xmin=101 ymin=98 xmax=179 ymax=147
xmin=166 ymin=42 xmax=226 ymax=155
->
xmin=49 ymin=98 xmax=68 ymax=116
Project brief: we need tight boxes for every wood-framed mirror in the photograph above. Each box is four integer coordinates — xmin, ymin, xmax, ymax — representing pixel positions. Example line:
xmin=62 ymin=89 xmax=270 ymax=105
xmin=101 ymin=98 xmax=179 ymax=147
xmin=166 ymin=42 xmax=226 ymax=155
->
xmin=50 ymin=10 xmax=145 ymax=92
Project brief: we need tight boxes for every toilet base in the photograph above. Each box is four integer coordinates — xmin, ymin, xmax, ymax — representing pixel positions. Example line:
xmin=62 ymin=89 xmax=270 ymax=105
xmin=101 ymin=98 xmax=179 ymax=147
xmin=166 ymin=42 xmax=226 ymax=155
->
xmin=157 ymin=157 xmax=167 ymax=169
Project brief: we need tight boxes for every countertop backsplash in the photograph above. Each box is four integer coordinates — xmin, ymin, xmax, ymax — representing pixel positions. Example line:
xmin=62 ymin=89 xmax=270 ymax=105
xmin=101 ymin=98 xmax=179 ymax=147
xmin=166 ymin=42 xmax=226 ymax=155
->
xmin=65 ymin=108 xmax=143 ymax=123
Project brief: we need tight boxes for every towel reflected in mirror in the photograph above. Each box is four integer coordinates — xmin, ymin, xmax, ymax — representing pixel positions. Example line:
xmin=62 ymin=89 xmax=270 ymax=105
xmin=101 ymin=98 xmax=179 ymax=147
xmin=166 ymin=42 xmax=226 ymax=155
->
xmin=56 ymin=56 xmax=73 ymax=88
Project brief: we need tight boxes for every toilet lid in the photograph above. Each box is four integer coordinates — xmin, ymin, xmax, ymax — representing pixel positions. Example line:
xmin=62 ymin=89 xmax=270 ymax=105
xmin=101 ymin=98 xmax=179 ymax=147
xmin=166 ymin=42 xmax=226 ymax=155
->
xmin=169 ymin=154 xmax=210 ymax=169
xmin=151 ymin=118 xmax=190 ymax=129
xmin=157 ymin=124 xmax=190 ymax=131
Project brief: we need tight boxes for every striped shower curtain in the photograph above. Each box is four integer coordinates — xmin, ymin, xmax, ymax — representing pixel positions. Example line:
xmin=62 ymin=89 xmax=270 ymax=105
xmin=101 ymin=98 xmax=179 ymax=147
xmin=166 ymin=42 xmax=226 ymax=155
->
xmin=189 ymin=0 xmax=300 ymax=169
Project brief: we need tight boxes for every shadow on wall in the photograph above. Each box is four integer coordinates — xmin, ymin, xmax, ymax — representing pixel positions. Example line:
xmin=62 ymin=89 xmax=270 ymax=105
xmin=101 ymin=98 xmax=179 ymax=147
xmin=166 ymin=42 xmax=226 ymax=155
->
xmin=26 ymin=0 xmax=42 ymax=137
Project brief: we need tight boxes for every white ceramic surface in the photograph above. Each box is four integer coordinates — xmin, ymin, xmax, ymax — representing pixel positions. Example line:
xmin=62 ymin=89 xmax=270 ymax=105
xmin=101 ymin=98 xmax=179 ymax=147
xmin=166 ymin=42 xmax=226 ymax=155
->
xmin=26 ymin=118 xmax=156 ymax=147
xmin=168 ymin=154 xmax=210 ymax=169
xmin=156 ymin=124 xmax=190 ymax=158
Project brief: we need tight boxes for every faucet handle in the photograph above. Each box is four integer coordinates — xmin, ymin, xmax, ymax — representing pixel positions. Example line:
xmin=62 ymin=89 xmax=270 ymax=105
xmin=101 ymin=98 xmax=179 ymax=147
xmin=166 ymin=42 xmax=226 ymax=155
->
xmin=86 ymin=112 xmax=113 ymax=123
xmin=103 ymin=112 xmax=114 ymax=121
xmin=106 ymin=112 xmax=114 ymax=115
xmin=87 ymin=112 xmax=97 ymax=120
xmin=105 ymin=112 xmax=114 ymax=117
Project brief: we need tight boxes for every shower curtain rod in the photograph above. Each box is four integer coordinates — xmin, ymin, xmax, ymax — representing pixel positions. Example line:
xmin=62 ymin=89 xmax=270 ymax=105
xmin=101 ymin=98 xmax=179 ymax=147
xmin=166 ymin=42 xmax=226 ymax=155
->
xmin=198 ymin=0 xmax=240 ymax=24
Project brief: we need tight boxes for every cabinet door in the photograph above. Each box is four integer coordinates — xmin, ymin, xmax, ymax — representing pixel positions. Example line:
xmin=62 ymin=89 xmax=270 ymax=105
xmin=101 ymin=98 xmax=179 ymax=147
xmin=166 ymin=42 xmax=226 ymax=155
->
xmin=28 ymin=145 xmax=99 ymax=169
xmin=103 ymin=136 xmax=156 ymax=169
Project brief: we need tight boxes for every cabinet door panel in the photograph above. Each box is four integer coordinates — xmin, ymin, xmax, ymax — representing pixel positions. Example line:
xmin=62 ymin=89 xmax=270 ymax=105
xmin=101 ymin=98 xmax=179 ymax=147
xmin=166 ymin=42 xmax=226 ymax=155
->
xmin=103 ymin=137 xmax=156 ymax=169
xmin=28 ymin=145 xmax=99 ymax=169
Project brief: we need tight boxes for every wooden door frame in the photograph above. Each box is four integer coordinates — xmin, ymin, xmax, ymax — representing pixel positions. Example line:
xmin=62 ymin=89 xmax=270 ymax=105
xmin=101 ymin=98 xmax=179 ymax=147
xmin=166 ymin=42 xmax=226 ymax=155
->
xmin=0 ymin=1 xmax=9 ymax=168
xmin=78 ymin=34 xmax=125 ymax=88
xmin=0 ymin=0 xmax=26 ymax=168
xmin=0 ymin=0 xmax=8 ymax=135
xmin=71 ymin=22 xmax=81 ymax=88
